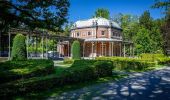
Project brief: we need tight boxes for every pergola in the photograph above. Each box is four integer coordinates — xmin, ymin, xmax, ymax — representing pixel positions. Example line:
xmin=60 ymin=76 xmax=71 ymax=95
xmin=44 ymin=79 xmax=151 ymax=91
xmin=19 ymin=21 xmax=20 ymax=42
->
xmin=2 ymin=28 xmax=84 ymax=60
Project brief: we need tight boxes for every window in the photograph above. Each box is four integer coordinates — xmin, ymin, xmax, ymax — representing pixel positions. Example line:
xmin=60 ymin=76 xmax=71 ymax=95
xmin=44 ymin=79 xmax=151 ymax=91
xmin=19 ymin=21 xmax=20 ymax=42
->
xmin=101 ymin=31 xmax=105 ymax=36
xmin=112 ymin=32 xmax=115 ymax=36
xmin=88 ymin=32 xmax=91 ymax=35
xmin=77 ymin=32 xmax=80 ymax=37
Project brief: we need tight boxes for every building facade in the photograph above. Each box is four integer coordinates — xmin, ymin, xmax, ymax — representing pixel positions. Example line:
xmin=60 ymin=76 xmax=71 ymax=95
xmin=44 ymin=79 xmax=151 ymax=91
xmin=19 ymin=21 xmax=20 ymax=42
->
xmin=64 ymin=17 xmax=133 ymax=58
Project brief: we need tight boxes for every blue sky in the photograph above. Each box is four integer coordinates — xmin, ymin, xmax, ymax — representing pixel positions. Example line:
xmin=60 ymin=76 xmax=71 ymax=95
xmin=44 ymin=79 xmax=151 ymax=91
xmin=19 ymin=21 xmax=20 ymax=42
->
xmin=68 ymin=0 xmax=164 ymax=22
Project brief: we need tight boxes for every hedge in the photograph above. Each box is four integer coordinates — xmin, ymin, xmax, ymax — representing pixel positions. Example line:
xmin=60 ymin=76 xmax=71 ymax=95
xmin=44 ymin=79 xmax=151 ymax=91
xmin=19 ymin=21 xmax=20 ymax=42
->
xmin=0 ymin=60 xmax=113 ymax=97
xmin=96 ymin=57 xmax=156 ymax=71
xmin=0 ymin=59 xmax=54 ymax=84
xmin=71 ymin=40 xmax=81 ymax=59
xmin=139 ymin=53 xmax=166 ymax=61
xmin=11 ymin=34 xmax=27 ymax=60
xmin=156 ymin=57 xmax=170 ymax=65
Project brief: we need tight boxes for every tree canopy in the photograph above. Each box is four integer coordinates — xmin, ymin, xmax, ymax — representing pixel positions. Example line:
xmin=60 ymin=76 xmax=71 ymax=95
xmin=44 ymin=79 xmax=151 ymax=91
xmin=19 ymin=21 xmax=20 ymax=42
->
xmin=94 ymin=8 xmax=110 ymax=19
xmin=0 ymin=0 xmax=70 ymax=32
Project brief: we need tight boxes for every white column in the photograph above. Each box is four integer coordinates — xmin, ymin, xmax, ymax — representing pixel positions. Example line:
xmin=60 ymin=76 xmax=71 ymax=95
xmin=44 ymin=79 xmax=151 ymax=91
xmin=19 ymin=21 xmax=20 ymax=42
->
xmin=68 ymin=41 xmax=70 ymax=57
xmin=109 ymin=42 xmax=111 ymax=56
xmin=83 ymin=42 xmax=85 ymax=57
xmin=92 ymin=42 xmax=94 ymax=58
xmin=102 ymin=42 xmax=103 ymax=56
xmin=119 ymin=43 xmax=122 ymax=57
xmin=111 ymin=42 xmax=113 ymax=56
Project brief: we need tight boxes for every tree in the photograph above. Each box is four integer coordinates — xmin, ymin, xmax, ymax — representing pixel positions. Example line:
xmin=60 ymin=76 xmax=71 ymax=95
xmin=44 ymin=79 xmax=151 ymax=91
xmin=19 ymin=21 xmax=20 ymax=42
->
xmin=134 ymin=27 xmax=152 ymax=55
xmin=152 ymin=0 xmax=170 ymax=55
xmin=112 ymin=14 xmax=139 ymax=40
xmin=94 ymin=8 xmax=110 ymax=19
xmin=0 ymin=0 xmax=70 ymax=32
xmin=11 ymin=34 xmax=27 ymax=60
xmin=63 ymin=22 xmax=73 ymax=36
xmin=139 ymin=11 xmax=153 ymax=30
xmin=71 ymin=40 xmax=81 ymax=59
xmin=152 ymin=0 xmax=170 ymax=18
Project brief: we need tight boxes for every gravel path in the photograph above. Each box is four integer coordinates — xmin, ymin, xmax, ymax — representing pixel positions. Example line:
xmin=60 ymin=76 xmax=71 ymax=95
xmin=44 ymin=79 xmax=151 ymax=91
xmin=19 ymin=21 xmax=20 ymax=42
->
xmin=48 ymin=66 xmax=170 ymax=100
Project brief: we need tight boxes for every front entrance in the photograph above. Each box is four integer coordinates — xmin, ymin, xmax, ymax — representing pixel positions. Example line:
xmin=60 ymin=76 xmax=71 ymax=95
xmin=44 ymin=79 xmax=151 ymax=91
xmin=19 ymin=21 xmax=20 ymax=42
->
xmin=100 ymin=44 xmax=106 ymax=56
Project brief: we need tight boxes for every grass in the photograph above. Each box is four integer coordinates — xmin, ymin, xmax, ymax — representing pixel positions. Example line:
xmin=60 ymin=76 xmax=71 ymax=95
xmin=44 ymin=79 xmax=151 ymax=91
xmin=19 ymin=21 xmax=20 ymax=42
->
xmin=13 ymin=61 xmax=127 ymax=99
xmin=14 ymin=74 xmax=127 ymax=100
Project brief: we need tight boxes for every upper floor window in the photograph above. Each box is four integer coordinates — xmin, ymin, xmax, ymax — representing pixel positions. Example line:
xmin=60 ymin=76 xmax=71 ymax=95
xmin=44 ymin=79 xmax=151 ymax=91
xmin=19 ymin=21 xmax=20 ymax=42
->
xmin=88 ymin=32 xmax=91 ymax=36
xmin=101 ymin=31 xmax=105 ymax=36
xmin=77 ymin=32 xmax=80 ymax=37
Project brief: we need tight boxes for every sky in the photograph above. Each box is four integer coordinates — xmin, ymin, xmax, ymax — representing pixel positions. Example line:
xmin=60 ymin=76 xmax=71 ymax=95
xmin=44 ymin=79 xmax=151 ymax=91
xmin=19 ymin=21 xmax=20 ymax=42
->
xmin=68 ymin=0 xmax=164 ymax=22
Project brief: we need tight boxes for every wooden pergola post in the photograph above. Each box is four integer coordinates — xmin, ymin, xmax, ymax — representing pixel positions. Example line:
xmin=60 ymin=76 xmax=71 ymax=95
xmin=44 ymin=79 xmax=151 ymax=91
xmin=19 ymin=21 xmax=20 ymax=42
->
xmin=42 ymin=31 xmax=44 ymax=59
xmin=119 ymin=43 xmax=122 ymax=57
xmin=45 ymin=32 xmax=48 ymax=59
xmin=0 ymin=31 xmax=1 ymax=57
xmin=26 ymin=33 xmax=29 ymax=59
xmin=8 ymin=29 xmax=11 ymax=60
xmin=67 ymin=41 xmax=69 ymax=57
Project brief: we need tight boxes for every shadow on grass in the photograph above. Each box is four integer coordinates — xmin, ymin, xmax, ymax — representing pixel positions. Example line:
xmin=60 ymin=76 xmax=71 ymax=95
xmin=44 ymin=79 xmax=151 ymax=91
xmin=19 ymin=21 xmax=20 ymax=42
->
xmin=14 ymin=74 xmax=127 ymax=100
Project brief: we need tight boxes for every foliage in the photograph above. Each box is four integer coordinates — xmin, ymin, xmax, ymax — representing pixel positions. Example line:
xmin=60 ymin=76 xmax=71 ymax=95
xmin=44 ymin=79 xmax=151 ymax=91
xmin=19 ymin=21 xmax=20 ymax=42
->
xmin=94 ymin=61 xmax=113 ymax=77
xmin=94 ymin=8 xmax=110 ymax=19
xmin=63 ymin=22 xmax=73 ymax=36
xmin=152 ymin=0 xmax=170 ymax=55
xmin=139 ymin=10 xmax=153 ymax=30
xmin=139 ymin=53 xmax=165 ymax=61
xmin=0 ymin=60 xmax=113 ymax=97
xmin=96 ymin=57 xmax=156 ymax=71
xmin=134 ymin=27 xmax=152 ymax=54
xmin=71 ymin=40 xmax=81 ymax=59
xmin=0 ymin=59 xmax=54 ymax=84
xmin=11 ymin=34 xmax=27 ymax=60
xmin=139 ymin=53 xmax=170 ymax=65
xmin=0 ymin=0 xmax=70 ymax=32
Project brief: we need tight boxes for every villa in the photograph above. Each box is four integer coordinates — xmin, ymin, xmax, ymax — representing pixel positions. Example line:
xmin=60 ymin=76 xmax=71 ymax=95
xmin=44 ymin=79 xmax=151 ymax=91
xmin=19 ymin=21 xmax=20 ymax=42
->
xmin=59 ymin=17 xmax=133 ymax=58
xmin=0 ymin=18 xmax=134 ymax=59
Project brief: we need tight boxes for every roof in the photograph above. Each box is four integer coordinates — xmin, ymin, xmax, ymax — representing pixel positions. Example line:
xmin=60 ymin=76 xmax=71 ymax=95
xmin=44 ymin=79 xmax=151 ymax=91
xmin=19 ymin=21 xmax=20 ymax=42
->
xmin=72 ymin=17 xmax=121 ymax=29
xmin=84 ymin=38 xmax=122 ymax=42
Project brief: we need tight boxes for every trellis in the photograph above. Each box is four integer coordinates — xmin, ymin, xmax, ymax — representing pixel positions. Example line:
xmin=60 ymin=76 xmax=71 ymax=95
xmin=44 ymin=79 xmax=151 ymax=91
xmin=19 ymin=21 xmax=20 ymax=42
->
xmin=4 ymin=28 xmax=84 ymax=60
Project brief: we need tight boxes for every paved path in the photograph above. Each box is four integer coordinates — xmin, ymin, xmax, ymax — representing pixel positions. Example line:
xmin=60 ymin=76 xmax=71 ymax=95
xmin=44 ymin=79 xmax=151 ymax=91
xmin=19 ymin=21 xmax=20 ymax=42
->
xmin=48 ymin=67 xmax=170 ymax=100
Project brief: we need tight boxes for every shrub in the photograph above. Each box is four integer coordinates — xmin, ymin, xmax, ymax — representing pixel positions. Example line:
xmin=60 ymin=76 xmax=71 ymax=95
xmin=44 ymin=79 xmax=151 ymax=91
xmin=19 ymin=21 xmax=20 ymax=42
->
xmin=63 ymin=58 xmax=74 ymax=64
xmin=71 ymin=40 xmax=81 ymax=59
xmin=11 ymin=34 xmax=27 ymax=60
xmin=156 ymin=57 xmax=170 ymax=65
xmin=94 ymin=61 xmax=113 ymax=77
xmin=0 ymin=59 xmax=54 ymax=84
xmin=139 ymin=53 xmax=165 ymax=61
xmin=0 ymin=60 xmax=114 ymax=97
xmin=96 ymin=57 xmax=156 ymax=71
